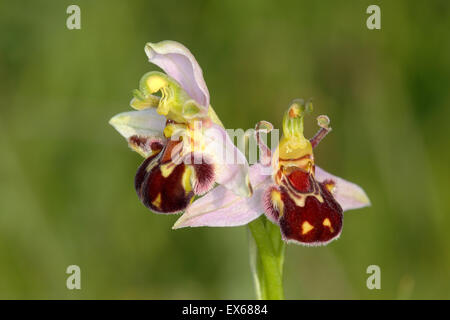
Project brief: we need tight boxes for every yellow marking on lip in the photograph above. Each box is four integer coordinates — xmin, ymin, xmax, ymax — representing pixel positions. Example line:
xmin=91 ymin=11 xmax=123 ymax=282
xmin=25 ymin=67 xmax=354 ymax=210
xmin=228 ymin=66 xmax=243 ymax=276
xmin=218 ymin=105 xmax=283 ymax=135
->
xmin=152 ymin=193 xmax=162 ymax=208
xmin=323 ymin=218 xmax=334 ymax=233
xmin=160 ymin=163 xmax=176 ymax=178
xmin=271 ymin=190 xmax=284 ymax=217
xmin=182 ymin=166 xmax=193 ymax=194
xmin=324 ymin=181 xmax=336 ymax=194
xmin=301 ymin=221 xmax=314 ymax=235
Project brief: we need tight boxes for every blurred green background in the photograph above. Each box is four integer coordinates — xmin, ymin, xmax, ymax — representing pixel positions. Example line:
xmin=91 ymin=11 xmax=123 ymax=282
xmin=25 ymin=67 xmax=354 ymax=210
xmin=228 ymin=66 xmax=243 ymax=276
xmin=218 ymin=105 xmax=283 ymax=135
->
xmin=0 ymin=0 xmax=449 ymax=299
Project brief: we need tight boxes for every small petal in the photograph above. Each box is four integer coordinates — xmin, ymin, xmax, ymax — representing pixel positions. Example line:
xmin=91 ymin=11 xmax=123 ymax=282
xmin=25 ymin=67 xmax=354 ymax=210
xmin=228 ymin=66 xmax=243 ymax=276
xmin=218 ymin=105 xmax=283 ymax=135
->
xmin=109 ymin=109 xmax=167 ymax=157
xmin=315 ymin=166 xmax=371 ymax=212
xmin=109 ymin=108 xmax=166 ymax=140
xmin=173 ymin=164 xmax=271 ymax=228
xmin=145 ymin=41 xmax=210 ymax=107
xmin=202 ymin=123 xmax=253 ymax=198
xmin=255 ymin=120 xmax=273 ymax=166
xmin=128 ymin=136 xmax=165 ymax=158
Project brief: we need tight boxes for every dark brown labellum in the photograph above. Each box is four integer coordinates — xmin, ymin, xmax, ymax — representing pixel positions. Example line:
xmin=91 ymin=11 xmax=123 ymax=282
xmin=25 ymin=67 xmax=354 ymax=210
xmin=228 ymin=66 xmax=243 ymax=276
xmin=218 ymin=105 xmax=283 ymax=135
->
xmin=134 ymin=141 xmax=216 ymax=214
xmin=265 ymin=167 xmax=343 ymax=245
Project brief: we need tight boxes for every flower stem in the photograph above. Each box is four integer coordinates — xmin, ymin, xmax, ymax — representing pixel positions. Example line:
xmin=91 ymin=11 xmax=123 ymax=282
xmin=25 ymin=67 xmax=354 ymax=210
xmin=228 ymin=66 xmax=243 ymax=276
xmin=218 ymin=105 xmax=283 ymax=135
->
xmin=248 ymin=216 xmax=285 ymax=300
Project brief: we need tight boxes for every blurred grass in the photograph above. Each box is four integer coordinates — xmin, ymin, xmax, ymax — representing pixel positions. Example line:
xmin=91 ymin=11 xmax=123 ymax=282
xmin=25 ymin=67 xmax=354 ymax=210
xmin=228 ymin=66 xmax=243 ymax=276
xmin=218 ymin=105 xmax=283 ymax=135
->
xmin=0 ymin=0 xmax=449 ymax=299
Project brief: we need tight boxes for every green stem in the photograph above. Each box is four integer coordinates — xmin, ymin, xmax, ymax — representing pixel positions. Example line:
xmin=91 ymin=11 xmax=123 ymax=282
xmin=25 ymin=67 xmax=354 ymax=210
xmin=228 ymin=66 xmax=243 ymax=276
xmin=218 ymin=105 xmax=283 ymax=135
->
xmin=267 ymin=220 xmax=286 ymax=275
xmin=248 ymin=216 xmax=285 ymax=300
xmin=248 ymin=228 xmax=266 ymax=299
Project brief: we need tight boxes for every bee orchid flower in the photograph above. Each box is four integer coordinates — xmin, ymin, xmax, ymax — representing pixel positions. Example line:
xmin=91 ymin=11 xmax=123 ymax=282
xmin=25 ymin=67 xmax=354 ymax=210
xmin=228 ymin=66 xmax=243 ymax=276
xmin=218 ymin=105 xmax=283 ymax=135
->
xmin=110 ymin=41 xmax=252 ymax=215
xmin=175 ymin=99 xmax=370 ymax=246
